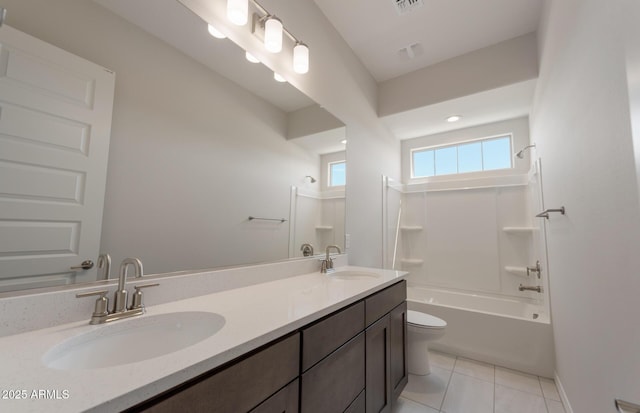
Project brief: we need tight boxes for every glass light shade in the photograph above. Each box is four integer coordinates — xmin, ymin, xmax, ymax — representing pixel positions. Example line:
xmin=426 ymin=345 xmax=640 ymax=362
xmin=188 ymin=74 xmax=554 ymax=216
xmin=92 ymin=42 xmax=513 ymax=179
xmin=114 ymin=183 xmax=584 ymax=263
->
xmin=227 ymin=0 xmax=248 ymax=26
xmin=293 ymin=43 xmax=309 ymax=74
xmin=245 ymin=52 xmax=260 ymax=63
xmin=264 ymin=17 xmax=283 ymax=53
xmin=274 ymin=72 xmax=286 ymax=82
xmin=207 ymin=24 xmax=226 ymax=39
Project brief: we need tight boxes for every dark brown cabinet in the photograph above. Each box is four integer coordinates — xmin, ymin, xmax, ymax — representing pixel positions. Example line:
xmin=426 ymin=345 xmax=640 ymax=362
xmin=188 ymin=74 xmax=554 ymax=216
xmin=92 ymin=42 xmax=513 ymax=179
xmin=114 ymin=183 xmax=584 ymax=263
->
xmin=128 ymin=280 xmax=407 ymax=413
xmin=364 ymin=282 xmax=408 ymax=413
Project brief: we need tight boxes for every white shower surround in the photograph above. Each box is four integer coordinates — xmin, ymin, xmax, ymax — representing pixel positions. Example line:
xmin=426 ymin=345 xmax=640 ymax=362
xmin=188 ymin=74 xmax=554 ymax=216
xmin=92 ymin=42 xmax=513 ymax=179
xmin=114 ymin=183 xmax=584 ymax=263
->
xmin=407 ymin=285 xmax=555 ymax=377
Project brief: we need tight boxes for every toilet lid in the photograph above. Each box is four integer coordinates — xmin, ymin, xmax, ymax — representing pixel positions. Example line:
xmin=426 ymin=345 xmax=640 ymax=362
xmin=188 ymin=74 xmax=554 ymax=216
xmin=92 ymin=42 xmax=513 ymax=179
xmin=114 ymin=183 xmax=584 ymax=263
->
xmin=407 ymin=310 xmax=447 ymax=328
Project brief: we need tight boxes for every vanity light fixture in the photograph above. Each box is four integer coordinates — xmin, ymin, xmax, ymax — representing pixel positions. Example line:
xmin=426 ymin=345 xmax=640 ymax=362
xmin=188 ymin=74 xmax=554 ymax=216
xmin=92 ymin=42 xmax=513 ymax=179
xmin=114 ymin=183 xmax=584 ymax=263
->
xmin=446 ymin=115 xmax=462 ymax=123
xmin=274 ymin=72 xmax=286 ymax=82
xmin=207 ymin=23 xmax=227 ymax=39
xmin=293 ymin=42 xmax=309 ymax=74
xmin=245 ymin=51 xmax=260 ymax=63
xmin=227 ymin=0 xmax=249 ymax=26
xmin=264 ymin=16 xmax=283 ymax=53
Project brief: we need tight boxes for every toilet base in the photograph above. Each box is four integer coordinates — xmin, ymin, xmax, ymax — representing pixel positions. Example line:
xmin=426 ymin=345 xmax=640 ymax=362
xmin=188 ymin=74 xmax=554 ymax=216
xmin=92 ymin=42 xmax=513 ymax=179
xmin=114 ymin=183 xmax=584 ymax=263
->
xmin=407 ymin=329 xmax=432 ymax=376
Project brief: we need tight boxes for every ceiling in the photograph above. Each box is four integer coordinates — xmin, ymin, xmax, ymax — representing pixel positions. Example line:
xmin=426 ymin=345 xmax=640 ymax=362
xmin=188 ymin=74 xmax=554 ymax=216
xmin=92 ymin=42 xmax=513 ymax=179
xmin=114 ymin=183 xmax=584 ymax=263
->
xmin=94 ymin=0 xmax=543 ymax=145
xmin=313 ymin=0 xmax=543 ymax=82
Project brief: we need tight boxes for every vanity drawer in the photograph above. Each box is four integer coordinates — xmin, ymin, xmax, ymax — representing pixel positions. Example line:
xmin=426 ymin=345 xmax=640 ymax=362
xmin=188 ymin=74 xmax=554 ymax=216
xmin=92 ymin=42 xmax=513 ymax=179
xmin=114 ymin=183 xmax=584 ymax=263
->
xmin=137 ymin=333 xmax=300 ymax=413
xmin=250 ymin=378 xmax=299 ymax=413
xmin=365 ymin=280 xmax=406 ymax=326
xmin=301 ymin=301 xmax=364 ymax=371
xmin=300 ymin=332 xmax=365 ymax=413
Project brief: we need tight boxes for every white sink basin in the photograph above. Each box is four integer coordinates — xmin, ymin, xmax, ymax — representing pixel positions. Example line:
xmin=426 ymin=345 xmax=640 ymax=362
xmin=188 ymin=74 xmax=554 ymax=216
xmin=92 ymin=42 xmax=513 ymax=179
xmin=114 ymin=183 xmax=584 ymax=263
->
xmin=43 ymin=311 xmax=225 ymax=370
xmin=329 ymin=270 xmax=381 ymax=280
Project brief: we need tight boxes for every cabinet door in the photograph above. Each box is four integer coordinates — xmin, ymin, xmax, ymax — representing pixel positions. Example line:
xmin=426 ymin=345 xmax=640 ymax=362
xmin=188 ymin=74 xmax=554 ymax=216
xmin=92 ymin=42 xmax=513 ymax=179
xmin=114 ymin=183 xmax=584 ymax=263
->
xmin=365 ymin=315 xmax=391 ymax=413
xmin=390 ymin=302 xmax=408 ymax=400
xmin=250 ymin=379 xmax=299 ymax=413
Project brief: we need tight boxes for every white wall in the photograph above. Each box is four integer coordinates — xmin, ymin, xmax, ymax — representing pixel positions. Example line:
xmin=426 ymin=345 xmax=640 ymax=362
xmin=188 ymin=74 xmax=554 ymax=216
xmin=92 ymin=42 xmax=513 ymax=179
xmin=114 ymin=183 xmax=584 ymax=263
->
xmin=533 ymin=0 xmax=640 ymax=411
xmin=3 ymin=0 xmax=321 ymax=275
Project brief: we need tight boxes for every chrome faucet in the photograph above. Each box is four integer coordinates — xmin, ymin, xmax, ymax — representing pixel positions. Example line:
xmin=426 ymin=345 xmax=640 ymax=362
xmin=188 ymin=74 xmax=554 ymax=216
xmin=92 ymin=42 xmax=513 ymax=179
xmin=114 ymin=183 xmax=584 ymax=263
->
xmin=97 ymin=253 xmax=111 ymax=280
xmin=519 ymin=284 xmax=543 ymax=293
xmin=76 ymin=257 xmax=158 ymax=325
xmin=114 ymin=258 xmax=143 ymax=313
xmin=300 ymin=243 xmax=314 ymax=257
xmin=526 ymin=260 xmax=541 ymax=279
xmin=321 ymin=245 xmax=341 ymax=273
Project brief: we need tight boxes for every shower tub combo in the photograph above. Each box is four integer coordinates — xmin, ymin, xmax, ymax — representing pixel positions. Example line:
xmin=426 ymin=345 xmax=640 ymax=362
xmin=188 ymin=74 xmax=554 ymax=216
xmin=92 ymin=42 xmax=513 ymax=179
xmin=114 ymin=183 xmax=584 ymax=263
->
xmin=407 ymin=285 xmax=555 ymax=378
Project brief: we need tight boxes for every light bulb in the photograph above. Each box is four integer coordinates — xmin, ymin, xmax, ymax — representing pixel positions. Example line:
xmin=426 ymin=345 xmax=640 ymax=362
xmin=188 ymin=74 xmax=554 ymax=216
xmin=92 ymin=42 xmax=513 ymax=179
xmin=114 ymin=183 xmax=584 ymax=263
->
xmin=293 ymin=42 xmax=309 ymax=74
xmin=264 ymin=16 xmax=283 ymax=53
xmin=227 ymin=0 xmax=248 ymax=26
xmin=245 ymin=51 xmax=260 ymax=63
xmin=274 ymin=72 xmax=286 ymax=82
xmin=207 ymin=24 xmax=226 ymax=39
xmin=446 ymin=115 xmax=462 ymax=123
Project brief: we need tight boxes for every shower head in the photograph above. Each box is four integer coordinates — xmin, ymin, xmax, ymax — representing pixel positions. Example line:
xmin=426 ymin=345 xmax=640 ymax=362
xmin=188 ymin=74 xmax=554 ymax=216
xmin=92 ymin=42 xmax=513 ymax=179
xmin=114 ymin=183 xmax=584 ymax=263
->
xmin=305 ymin=175 xmax=316 ymax=183
xmin=515 ymin=144 xmax=536 ymax=159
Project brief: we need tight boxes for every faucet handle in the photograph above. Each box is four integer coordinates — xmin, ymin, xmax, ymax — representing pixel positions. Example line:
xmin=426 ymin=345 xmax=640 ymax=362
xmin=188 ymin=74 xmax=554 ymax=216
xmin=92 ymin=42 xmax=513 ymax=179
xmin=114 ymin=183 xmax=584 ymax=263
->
xmin=130 ymin=283 xmax=159 ymax=310
xmin=76 ymin=290 xmax=109 ymax=318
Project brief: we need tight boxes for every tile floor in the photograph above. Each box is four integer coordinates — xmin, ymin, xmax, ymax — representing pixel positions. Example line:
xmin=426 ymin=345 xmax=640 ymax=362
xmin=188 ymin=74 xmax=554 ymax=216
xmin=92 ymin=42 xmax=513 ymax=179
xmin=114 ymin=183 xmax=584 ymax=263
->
xmin=394 ymin=351 xmax=566 ymax=413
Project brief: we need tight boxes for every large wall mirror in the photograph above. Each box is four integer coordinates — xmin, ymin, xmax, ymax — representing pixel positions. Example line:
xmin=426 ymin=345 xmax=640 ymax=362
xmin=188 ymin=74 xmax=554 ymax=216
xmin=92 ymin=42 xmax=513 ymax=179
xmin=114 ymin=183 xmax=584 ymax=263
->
xmin=0 ymin=0 xmax=346 ymax=294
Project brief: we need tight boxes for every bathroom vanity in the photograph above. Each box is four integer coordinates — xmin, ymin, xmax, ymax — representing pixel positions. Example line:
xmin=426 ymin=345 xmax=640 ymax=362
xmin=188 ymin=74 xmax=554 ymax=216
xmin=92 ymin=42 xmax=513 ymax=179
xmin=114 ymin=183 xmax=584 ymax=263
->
xmin=0 ymin=264 xmax=407 ymax=413
xmin=129 ymin=280 xmax=407 ymax=413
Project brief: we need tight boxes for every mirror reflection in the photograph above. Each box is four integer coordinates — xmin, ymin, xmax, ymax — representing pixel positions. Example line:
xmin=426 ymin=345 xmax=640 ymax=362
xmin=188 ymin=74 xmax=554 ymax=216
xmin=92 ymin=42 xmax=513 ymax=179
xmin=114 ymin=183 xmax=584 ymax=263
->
xmin=0 ymin=0 xmax=345 ymax=293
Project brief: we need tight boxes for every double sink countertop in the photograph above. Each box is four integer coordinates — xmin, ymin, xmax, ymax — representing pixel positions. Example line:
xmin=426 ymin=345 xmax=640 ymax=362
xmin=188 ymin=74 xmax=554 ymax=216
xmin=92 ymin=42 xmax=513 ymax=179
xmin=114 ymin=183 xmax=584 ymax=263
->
xmin=0 ymin=266 xmax=407 ymax=413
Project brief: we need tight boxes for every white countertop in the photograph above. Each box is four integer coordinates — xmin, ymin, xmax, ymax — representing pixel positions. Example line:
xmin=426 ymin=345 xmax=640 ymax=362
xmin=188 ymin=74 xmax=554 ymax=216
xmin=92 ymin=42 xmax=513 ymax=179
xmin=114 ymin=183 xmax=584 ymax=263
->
xmin=0 ymin=266 xmax=406 ymax=413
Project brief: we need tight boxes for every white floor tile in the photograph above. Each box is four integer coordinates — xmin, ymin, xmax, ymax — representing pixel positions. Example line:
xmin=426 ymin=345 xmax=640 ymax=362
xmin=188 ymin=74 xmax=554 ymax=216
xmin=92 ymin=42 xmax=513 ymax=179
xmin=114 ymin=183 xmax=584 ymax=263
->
xmin=453 ymin=357 xmax=495 ymax=382
xmin=441 ymin=372 xmax=494 ymax=413
xmin=393 ymin=397 xmax=440 ymax=413
xmin=495 ymin=366 xmax=543 ymax=396
xmin=495 ymin=384 xmax=548 ymax=413
xmin=402 ymin=368 xmax=452 ymax=410
xmin=546 ymin=399 xmax=566 ymax=413
xmin=540 ymin=377 xmax=561 ymax=401
xmin=428 ymin=350 xmax=456 ymax=371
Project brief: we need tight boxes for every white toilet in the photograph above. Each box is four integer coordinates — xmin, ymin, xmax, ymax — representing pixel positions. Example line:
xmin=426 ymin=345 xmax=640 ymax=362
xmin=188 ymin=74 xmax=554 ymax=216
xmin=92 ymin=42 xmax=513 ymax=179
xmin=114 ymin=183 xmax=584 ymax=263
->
xmin=407 ymin=310 xmax=447 ymax=375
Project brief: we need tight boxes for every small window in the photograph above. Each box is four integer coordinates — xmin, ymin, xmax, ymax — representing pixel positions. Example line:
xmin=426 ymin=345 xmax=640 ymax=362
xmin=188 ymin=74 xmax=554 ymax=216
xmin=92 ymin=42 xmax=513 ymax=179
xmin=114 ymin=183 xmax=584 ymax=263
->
xmin=411 ymin=135 xmax=512 ymax=179
xmin=329 ymin=161 xmax=346 ymax=187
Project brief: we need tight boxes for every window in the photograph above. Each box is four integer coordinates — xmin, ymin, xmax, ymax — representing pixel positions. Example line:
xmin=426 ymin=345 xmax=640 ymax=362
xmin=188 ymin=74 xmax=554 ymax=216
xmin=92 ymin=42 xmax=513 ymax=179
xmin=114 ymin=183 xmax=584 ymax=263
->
xmin=329 ymin=161 xmax=346 ymax=187
xmin=411 ymin=135 xmax=512 ymax=179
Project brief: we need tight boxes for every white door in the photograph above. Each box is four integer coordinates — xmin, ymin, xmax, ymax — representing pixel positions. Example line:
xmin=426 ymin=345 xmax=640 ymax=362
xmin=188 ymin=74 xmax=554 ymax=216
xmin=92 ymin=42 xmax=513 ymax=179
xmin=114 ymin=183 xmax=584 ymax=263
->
xmin=0 ymin=25 xmax=115 ymax=291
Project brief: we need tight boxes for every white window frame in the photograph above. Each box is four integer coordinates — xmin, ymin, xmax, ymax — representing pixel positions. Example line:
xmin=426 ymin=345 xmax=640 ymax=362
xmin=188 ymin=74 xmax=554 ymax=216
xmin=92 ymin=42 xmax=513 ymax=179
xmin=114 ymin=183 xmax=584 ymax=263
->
xmin=328 ymin=160 xmax=346 ymax=187
xmin=410 ymin=133 xmax=514 ymax=180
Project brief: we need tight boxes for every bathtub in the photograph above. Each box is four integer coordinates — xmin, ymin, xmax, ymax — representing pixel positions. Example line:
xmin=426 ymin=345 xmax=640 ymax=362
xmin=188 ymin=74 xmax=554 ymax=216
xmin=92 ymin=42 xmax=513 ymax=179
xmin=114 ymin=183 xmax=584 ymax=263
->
xmin=407 ymin=286 xmax=555 ymax=377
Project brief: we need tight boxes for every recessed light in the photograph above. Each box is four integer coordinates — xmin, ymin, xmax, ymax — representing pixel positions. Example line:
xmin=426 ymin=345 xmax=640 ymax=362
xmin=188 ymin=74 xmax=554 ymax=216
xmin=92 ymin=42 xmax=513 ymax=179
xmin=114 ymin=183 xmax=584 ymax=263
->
xmin=245 ymin=52 xmax=260 ymax=63
xmin=341 ymin=139 xmax=347 ymax=144
xmin=207 ymin=24 xmax=226 ymax=39
xmin=447 ymin=115 xmax=462 ymax=123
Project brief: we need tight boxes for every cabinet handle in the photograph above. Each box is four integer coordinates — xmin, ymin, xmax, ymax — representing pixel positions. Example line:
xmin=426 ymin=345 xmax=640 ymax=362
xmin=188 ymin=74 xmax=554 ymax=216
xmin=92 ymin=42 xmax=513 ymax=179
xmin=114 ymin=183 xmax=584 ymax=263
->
xmin=70 ymin=260 xmax=94 ymax=270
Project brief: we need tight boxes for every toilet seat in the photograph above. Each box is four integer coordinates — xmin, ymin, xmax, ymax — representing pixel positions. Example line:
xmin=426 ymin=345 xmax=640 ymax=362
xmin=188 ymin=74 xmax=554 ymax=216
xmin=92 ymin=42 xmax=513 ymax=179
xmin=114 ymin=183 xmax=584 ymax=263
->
xmin=407 ymin=310 xmax=447 ymax=329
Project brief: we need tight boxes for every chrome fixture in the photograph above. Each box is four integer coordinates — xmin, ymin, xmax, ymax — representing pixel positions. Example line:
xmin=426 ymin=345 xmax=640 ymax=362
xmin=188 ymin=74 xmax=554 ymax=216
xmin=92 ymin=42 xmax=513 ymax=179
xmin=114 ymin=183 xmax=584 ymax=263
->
xmin=536 ymin=207 xmax=566 ymax=219
xmin=97 ymin=253 xmax=111 ymax=280
xmin=0 ymin=8 xmax=6 ymax=27
xmin=321 ymin=245 xmax=341 ymax=273
xmin=248 ymin=216 xmax=287 ymax=223
xmin=616 ymin=399 xmax=640 ymax=413
xmin=305 ymin=175 xmax=316 ymax=183
xmin=527 ymin=260 xmax=541 ymax=279
xmin=76 ymin=257 xmax=159 ymax=325
xmin=519 ymin=284 xmax=543 ymax=293
xmin=70 ymin=260 xmax=94 ymax=271
xmin=114 ymin=258 xmax=144 ymax=313
xmin=300 ymin=243 xmax=314 ymax=257
xmin=515 ymin=143 xmax=536 ymax=159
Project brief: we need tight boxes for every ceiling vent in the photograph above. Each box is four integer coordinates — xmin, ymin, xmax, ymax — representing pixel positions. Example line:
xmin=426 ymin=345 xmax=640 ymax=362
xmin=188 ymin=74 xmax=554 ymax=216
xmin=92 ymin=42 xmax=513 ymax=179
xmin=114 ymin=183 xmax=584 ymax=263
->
xmin=393 ymin=0 xmax=424 ymax=16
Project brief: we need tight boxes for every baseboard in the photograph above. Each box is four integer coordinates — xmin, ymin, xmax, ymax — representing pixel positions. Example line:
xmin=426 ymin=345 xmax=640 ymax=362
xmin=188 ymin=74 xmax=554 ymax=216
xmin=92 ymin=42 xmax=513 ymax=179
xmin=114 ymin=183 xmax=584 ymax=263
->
xmin=554 ymin=371 xmax=574 ymax=413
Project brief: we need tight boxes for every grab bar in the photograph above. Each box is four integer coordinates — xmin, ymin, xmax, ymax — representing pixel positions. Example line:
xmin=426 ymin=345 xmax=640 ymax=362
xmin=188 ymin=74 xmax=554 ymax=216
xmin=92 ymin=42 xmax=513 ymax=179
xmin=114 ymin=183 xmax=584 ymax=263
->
xmin=536 ymin=207 xmax=565 ymax=219
xmin=616 ymin=399 xmax=640 ymax=413
xmin=248 ymin=216 xmax=287 ymax=223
